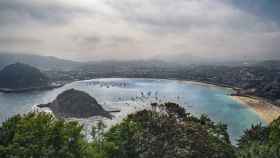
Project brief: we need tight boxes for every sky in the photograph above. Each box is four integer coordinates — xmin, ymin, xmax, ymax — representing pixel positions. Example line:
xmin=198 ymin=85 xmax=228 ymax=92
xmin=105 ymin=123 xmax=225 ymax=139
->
xmin=0 ymin=0 xmax=279 ymax=61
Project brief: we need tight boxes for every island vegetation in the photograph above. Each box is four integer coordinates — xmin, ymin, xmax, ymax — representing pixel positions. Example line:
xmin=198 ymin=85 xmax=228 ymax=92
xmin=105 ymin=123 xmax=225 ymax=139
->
xmin=1 ymin=102 xmax=279 ymax=158
xmin=0 ymin=63 xmax=62 ymax=93
xmin=38 ymin=89 xmax=111 ymax=119
xmin=0 ymin=63 xmax=50 ymax=89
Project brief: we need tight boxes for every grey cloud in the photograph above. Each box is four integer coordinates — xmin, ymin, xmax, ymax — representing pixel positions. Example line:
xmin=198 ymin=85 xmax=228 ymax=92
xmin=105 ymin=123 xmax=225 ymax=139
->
xmin=106 ymin=0 xmax=234 ymax=32
xmin=0 ymin=36 xmax=42 ymax=45
xmin=0 ymin=0 xmax=279 ymax=61
xmin=73 ymin=35 xmax=102 ymax=44
xmin=229 ymin=0 xmax=280 ymax=24
xmin=106 ymin=0 xmax=280 ymax=34
xmin=0 ymin=0 xmax=89 ymax=26
xmin=106 ymin=0 xmax=206 ymax=32
xmin=109 ymin=36 xmax=135 ymax=44
xmin=74 ymin=35 xmax=135 ymax=49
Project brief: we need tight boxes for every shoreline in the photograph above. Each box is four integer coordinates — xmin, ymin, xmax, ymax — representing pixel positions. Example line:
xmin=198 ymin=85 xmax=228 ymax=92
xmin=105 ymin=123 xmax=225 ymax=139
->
xmin=7 ymin=77 xmax=280 ymax=124
xmin=0 ymin=84 xmax=64 ymax=93
xmin=231 ymin=95 xmax=280 ymax=124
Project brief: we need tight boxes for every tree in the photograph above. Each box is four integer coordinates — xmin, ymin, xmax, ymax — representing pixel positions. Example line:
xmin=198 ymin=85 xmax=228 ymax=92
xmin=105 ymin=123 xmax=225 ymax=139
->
xmin=237 ymin=117 xmax=280 ymax=158
xmin=94 ymin=103 xmax=236 ymax=158
xmin=0 ymin=112 xmax=87 ymax=158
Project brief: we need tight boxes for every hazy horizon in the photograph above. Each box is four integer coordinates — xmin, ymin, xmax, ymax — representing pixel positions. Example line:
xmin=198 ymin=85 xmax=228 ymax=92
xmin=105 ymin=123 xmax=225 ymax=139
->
xmin=0 ymin=0 xmax=280 ymax=62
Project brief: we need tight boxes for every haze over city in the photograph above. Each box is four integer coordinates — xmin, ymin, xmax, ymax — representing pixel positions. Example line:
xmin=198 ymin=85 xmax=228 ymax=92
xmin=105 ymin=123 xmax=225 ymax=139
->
xmin=0 ymin=0 xmax=279 ymax=61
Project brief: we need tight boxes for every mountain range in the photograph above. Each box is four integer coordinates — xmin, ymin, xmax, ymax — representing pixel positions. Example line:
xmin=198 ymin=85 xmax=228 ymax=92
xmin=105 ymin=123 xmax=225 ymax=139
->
xmin=0 ymin=53 xmax=82 ymax=71
xmin=1 ymin=52 xmax=280 ymax=72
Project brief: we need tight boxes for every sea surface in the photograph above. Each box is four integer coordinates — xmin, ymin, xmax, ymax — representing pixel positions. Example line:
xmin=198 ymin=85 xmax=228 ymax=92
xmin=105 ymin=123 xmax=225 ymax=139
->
xmin=0 ymin=78 xmax=265 ymax=143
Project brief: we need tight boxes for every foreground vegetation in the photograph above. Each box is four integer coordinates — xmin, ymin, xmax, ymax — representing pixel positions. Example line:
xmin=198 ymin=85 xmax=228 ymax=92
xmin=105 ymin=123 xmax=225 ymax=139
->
xmin=89 ymin=103 xmax=235 ymax=158
xmin=0 ymin=113 xmax=87 ymax=158
xmin=238 ymin=120 xmax=280 ymax=157
xmin=1 ymin=103 xmax=280 ymax=158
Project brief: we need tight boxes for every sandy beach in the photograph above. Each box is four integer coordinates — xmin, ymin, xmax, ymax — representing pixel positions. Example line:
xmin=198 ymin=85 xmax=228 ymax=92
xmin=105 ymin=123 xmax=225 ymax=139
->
xmin=231 ymin=96 xmax=280 ymax=124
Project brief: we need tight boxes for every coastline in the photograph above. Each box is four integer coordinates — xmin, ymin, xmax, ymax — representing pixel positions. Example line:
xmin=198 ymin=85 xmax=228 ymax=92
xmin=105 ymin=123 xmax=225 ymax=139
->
xmin=182 ymin=79 xmax=280 ymax=124
xmin=0 ymin=84 xmax=64 ymax=93
xmin=231 ymin=95 xmax=280 ymax=124
xmin=7 ymin=77 xmax=280 ymax=127
xmin=178 ymin=79 xmax=280 ymax=124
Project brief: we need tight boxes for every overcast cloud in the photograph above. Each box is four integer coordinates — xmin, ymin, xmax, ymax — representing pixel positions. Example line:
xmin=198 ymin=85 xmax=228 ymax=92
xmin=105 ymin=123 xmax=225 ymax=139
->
xmin=0 ymin=0 xmax=279 ymax=61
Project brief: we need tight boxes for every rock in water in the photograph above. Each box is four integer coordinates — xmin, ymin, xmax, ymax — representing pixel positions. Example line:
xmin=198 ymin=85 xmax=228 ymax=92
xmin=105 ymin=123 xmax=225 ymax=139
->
xmin=38 ymin=89 xmax=112 ymax=119
xmin=0 ymin=63 xmax=50 ymax=89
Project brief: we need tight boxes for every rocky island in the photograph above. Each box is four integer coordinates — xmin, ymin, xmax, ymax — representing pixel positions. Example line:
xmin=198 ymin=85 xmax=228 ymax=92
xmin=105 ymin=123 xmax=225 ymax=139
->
xmin=0 ymin=63 xmax=62 ymax=93
xmin=38 ymin=89 xmax=112 ymax=119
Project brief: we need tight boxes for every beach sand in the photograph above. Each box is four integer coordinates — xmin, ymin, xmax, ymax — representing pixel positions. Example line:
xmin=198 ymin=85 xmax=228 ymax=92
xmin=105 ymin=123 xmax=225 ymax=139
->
xmin=231 ymin=96 xmax=280 ymax=124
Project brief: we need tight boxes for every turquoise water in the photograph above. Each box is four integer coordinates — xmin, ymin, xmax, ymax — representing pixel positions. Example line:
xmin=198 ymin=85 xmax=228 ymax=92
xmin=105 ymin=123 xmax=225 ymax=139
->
xmin=0 ymin=78 xmax=265 ymax=143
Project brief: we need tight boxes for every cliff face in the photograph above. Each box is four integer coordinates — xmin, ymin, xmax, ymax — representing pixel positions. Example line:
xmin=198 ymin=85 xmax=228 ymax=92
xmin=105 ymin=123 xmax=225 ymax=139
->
xmin=39 ymin=89 xmax=111 ymax=119
xmin=0 ymin=63 xmax=50 ymax=89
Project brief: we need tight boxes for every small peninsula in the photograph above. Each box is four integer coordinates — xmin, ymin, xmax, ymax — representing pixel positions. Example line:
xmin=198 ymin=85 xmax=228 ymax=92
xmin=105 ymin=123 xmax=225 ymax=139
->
xmin=0 ymin=63 xmax=62 ymax=93
xmin=38 ymin=89 xmax=112 ymax=119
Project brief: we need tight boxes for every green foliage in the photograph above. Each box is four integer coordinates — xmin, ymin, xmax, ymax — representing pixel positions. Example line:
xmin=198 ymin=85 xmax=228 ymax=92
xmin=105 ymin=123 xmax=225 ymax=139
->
xmin=90 ymin=102 xmax=236 ymax=158
xmin=237 ymin=117 xmax=280 ymax=158
xmin=238 ymin=123 xmax=268 ymax=148
xmin=0 ymin=112 xmax=87 ymax=158
xmin=3 ymin=102 xmax=280 ymax=158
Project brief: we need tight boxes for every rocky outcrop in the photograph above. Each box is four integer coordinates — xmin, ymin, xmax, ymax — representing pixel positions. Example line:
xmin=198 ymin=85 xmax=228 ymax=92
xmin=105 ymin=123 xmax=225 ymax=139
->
xmin=38 ymin=89 xmax=111 ymax=119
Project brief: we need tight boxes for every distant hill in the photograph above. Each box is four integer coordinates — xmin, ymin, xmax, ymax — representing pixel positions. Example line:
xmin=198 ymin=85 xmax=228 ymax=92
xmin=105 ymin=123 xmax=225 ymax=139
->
xmin=0 ymin=53 xmax=82 ymax=71
xmin=38 ymin=89 xmax=111 ymax=118
xmin=1 ymin=53 xmax=280 ymax=71
xmin=78 ymin=60 xmax=181 ymax=73
xmin=253 ymin=60 xmax=280 ymax=70
xmin=0 ymin=63 xmax=51 ymax=89
xmin=154 ymin=53 xmax=210 ymax=65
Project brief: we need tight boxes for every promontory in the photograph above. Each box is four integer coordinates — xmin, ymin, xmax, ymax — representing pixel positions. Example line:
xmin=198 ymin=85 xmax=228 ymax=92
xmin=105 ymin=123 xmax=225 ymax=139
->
xmin=38 ymin=89 xmax=112 ymax=119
